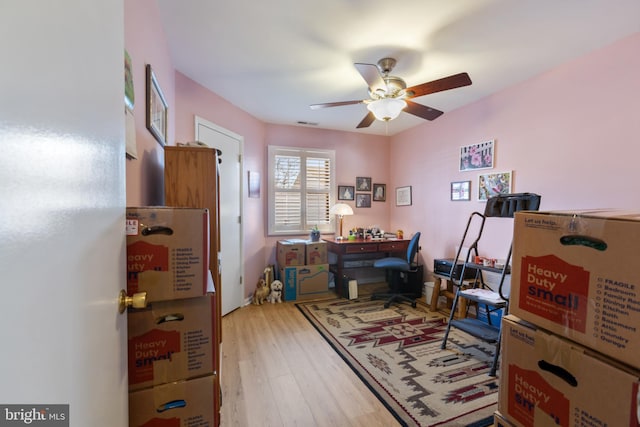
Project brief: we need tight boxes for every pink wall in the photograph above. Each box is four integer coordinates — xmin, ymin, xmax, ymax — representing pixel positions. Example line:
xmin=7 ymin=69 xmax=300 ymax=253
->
xmin=125 ymin=1 xmax=639 ymax=297
xmin=124 ymin=0 xmax=392 ymax=298
xmin=391 ymin=32 xmax=640 ymax=276
xmin=262 ymin=125 xmax=390 ymax=266
xmin=173 ymin=71 xmax=268 ymax=297
xmin=124 ymin=0 xmax=174 ymax=206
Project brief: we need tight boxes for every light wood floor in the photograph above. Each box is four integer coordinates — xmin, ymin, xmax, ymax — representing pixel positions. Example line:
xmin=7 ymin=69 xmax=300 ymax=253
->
xmin=219 ymin=291 xmax=403 ymax=426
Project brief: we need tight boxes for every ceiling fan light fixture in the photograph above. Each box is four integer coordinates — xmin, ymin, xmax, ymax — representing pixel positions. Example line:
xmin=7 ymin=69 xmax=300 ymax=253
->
xmin=367 ymin=98 xmax=407 ymax=121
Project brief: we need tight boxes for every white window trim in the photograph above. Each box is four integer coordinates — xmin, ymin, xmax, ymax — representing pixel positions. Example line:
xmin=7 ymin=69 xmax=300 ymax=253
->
xmin=268 ymin=145 xmax=336 ymax=236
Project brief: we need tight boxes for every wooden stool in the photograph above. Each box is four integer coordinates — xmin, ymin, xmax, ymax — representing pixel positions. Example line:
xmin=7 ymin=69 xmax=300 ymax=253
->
xmin=430 ymin=274 xmax=472 ymax=318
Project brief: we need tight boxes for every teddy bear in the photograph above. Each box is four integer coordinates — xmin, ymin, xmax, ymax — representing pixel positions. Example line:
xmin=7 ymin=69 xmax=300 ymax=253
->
xmin=252 ymin=278 xmax=270 ymax=305
xmin=266 ymin=280 xmax=283 ymax=304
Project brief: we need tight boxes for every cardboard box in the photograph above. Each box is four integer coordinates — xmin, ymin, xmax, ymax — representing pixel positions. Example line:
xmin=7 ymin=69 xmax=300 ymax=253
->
xmin=493 ymin=411 xmax=515 ymax=427
xmin=499 ymin=315 xmax=640 ymax=427
xmin=129 ymin=374 xmax=216 ymax=427
xmin=511 ymin=210 xmax=640 ymax=369
xmin=126 ymin=207 xmax=210 ymax=302
xmin=128 ymin=295 xmax=215 ymax=391
xmin=281 ymin=264 xmax=330 ymax=300
xmin=305 ymin=241 xmax=328 ymax=265
xmin=477 ymin=306 xmax=504 ymax=327
xmin=276 ymin=239 xmax=306 ymax=267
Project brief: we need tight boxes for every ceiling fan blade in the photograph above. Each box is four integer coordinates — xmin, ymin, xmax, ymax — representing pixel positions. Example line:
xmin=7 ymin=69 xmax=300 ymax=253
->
xmin=354 ymin=63 xmax=386 ymax=94
xmin=405 ymin=72 xmax=472 ymax=98
xmin=310 ymin=100 xmax=364 ymax=110
xmin=356 ymin=111 xmax=376 ymax=128
xmin=404 ymin=100 xmax=444 ymax=121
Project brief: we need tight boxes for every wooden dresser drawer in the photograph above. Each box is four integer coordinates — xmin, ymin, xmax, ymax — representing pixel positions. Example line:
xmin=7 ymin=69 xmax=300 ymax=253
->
xmin=378 ymin=241 xmax=407 ymax=252
xmin=345 ymin=244 xmax=378 ymax=254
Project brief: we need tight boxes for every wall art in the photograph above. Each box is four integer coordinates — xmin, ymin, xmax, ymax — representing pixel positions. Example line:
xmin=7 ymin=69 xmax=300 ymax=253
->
xmin=396 ymin=186 xmax=412 ymax=206
xmin=146 ymin=64 xmax=168 ymax=146
xmin=373 ymin=183 xmax=386 ymax=201
xmin=478 ymin=171 xmax=512 ymax=201
xmin=451 ymin=181 xmax=471 ymax=201
xmin=460 ymin=140 xmax=494 ymax=171
xmin=356 ymin=177 xmax=371 ymax=191
xmin=338 ymin=185 xmax=354 ymax=200
xmin=356 ymin=193 xmax=371 ymax=208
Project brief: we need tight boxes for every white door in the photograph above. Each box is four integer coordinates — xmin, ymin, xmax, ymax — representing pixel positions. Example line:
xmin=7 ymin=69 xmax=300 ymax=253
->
xmin=0 ymin=2 xmax=128 ymax=426
xmin=196 ymin=117 xmax=244 ymax=315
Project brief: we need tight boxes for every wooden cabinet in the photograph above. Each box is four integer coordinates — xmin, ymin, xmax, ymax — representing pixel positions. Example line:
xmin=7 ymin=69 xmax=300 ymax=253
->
xmin=164 ymin=146 xmax=222 ymax=426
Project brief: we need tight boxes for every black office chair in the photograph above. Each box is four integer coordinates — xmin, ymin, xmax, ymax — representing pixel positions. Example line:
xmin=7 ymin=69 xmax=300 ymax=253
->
xmin=371 ymin=232 xmax=421 ymax=308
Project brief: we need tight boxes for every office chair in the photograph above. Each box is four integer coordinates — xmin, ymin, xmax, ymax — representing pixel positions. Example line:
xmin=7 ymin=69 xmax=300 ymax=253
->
xmin=371 ymin=232 xmax=421 ymax=308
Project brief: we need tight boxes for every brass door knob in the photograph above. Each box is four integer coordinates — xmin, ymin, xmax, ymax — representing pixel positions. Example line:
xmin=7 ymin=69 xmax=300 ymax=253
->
xmin=118 ymin=290 xmax=147 ymax=313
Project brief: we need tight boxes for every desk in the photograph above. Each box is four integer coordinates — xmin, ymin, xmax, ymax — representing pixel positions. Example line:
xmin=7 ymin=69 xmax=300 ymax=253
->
xmin=324 ymin=238 xmax=409 ymax=296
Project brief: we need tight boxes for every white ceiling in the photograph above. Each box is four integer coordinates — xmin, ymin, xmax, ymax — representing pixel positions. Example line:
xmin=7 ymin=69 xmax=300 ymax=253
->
xmin=156 ymin=0 xmax=640 ymax=136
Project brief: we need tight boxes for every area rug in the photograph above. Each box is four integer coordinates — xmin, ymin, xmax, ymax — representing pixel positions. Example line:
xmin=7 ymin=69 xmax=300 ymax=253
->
xmin=296 ymin=298 xmax=498 ymax=427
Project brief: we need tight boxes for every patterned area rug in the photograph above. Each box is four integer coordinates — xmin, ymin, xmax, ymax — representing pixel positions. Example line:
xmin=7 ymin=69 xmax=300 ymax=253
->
xmin=296 ymin=298 xmax=497 ymax=427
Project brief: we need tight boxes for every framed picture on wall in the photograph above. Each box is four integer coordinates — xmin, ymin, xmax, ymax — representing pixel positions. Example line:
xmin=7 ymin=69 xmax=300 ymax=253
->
xmin=338 ymin=185 xmax=355 ymax=200
xmin=460 ymin=140 xmax=494 ymax=171
xmin=451 ymin=181 xmax=471 ymax=201
xmin=373 ymin=183 xmax=386 ymax=201
xmin=356 ymin=193 xmax=371 ymax=208
xmin=248 ymin=171 xmax=260 ymax=198
xmin=146 ymin=64 xmax=168 ymax=146
xmin=396 ymin=186 xmax=412 ymax=206
xmin=356 ymin=177 xmax=371 ymax=191
xmin=478 ymin=171 xmax=512 ymax=201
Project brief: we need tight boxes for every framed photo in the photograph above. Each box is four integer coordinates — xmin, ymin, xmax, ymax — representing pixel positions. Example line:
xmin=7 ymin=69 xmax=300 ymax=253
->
xmin=460 ymin=140 xmax=494 ymax=171
xmin=396 ymin=186 xmax=412 ymax=206
xmin=338 ymin=185 xmax=355 ymax=200
xmin=478 ymin=171 xmax=512 ymax=201
xmin=356 ymin=177 xmax=372 ymax=191
xmin=451 ymin=181 xmax=471 ymax=201
xmin=124 ymin=50 xmax=135 ymax=111
xmin=248 ymin=171 xmax=260 ymax=198
xmin=146 ymin=64 xmax=168 ymax=146
xmin=372 ymin=183 xmax=386 ymax=201
xmin=356 ymin=193 xmax=371 ymax=208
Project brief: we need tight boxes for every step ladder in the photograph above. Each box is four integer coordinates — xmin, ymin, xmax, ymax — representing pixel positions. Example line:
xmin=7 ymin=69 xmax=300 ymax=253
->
xmin=440 ymin=193 xmax=541 ymax=376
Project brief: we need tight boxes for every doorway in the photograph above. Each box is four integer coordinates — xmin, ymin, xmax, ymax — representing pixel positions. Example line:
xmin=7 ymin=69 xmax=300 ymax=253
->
xmin=195 ymin=116 xmax=244 ymax=315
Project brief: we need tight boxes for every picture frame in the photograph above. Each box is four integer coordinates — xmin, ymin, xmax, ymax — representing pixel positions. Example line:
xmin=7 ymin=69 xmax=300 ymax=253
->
xmin=146 ymin=64 xmax=168 ymax=146
xmin=356 ymin=177 xmax=372 ymax=192
xmin=372 ymin=183 xmax=386 ymax=201
xmin=338 ymin=185 xmax=355 ymax=200
xmin=248 ymin=171 xmax=260 ymax=198
xmin=356 ymin=193 xmax=371 ymax=208
xmin=460 ymin=140 xmax=495 ymax=171
xmin=478 ymin=171 xmax=512 ymax=201
xmin=395 ymin=186 xmax=412 ymax=206
xmin=451 ymin=180 xmax=471 ymax=201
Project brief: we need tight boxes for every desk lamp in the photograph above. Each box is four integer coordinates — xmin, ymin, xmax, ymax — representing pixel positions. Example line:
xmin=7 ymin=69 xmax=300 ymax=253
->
xmin=330 ymin=203 xmax=353 ymax=240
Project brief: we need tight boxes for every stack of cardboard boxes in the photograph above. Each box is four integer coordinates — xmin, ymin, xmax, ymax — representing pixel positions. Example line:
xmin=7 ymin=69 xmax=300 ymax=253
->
xmin=126 ymin=207 xmax=219 ymax=426
xmin=277 ymin=239 xmax=331 ymax=300
xmin=496 ymin=210 xmax=640 ymax=426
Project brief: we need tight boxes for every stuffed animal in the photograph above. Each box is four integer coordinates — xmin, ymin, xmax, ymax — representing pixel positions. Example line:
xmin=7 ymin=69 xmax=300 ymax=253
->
xmin=252 ymin=278 xmax=270 ymax=305
xmin=267 ymin=279 xmax=284 ymax=304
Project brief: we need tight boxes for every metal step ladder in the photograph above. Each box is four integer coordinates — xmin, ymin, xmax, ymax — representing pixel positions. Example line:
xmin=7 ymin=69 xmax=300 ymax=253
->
xmin=440 ymin=193 xmax=541 ymax=376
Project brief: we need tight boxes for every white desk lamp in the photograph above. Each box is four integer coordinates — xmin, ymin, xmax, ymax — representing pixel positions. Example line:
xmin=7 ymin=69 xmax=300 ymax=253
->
xmin=330 ymin=203 xmax=354 ymax=240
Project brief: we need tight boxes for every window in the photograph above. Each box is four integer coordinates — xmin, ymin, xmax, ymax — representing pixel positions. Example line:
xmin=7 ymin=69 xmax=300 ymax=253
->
xmin=268 ymin=145 xmax=335 ymax=235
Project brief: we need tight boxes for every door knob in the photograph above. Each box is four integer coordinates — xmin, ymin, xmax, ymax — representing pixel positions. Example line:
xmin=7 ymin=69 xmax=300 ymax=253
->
xmin=118 ymin=290 xmax=147 ymax=313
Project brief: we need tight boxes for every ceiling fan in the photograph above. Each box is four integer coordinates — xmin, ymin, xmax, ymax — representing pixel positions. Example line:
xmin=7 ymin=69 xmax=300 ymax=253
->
xmin=310 ymin=58 xmax=472 ymax=128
